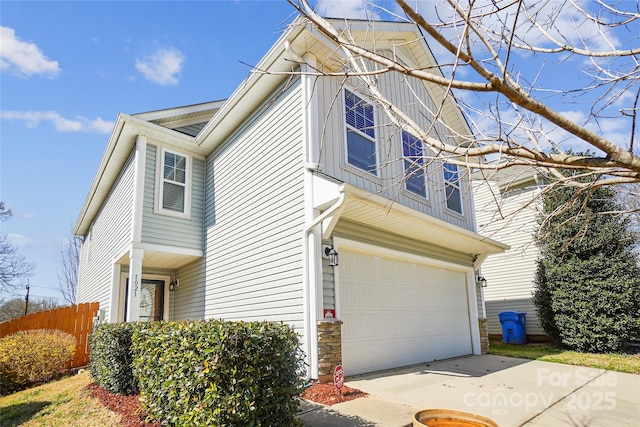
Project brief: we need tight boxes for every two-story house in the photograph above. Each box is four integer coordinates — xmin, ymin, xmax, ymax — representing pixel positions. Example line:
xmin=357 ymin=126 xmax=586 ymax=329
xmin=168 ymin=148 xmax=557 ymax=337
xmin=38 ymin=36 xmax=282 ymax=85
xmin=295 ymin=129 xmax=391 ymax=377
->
xmin=473 ymin=166 xmax=547 ymax=340
xmin=74 ymin=17 xmax=507 ymax=380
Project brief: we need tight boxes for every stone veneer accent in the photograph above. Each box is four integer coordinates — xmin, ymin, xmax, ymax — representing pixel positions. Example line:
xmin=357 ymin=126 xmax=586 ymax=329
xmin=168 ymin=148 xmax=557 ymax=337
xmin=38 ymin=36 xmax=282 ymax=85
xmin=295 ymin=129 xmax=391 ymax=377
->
xmin=317 ymin=320 xmax=342 ymax=384
xmin=478 ymin=318 xmax=489 ymax=354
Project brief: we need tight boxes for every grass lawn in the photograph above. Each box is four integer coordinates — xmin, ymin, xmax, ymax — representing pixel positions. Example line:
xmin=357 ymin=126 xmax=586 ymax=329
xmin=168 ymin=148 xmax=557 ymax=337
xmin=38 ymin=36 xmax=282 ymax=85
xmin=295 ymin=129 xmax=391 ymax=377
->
xmin=0 ymin=371 xmax=121 ymax=427
xmin=2 ymin=344 xmax=638 ymax=425
xmin=489 ymin=339 xmax=640 ymax=374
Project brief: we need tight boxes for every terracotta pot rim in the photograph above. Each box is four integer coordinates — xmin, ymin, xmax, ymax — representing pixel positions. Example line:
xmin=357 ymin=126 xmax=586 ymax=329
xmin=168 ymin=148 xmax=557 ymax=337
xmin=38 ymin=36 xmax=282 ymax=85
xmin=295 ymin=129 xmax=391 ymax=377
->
xmin=413 ymin=408 xmax=499 ymax=427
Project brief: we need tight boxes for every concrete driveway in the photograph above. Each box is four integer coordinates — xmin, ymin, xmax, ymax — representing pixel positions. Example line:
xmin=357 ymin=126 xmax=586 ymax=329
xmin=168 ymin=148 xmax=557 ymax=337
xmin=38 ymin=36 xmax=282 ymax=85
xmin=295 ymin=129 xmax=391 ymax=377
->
xmin=300 ymin=354 xmax=640 ymax=427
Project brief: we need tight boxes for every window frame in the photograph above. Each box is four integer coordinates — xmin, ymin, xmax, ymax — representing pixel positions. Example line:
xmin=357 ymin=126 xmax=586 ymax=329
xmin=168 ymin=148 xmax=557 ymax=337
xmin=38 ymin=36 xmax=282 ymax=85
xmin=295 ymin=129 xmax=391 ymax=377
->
xmin=343 ymin=88 xmax=379 ymax=177
xmin=443 ymin=162 xmax=463 ymax=215
xmin=155 ymin=147 xmax=192 ymax=219
xmin=401 ymin=131 xmax=429 ymax=199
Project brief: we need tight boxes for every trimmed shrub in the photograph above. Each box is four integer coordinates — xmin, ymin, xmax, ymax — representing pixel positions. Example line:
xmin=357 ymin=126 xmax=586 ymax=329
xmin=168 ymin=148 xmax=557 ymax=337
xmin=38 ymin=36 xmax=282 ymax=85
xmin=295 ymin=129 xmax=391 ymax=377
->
xmin=89 ymin=322 xmax=139 ymax=395
xmin=534 ymin=252 xmax=640 ymax=352
xmin=0 ymin=329 xmax=76 ymax=394
xmin=132 ymin=320 xmax=306 ymax=427
xmin=534 ymin=178 xmax=640 ymax=352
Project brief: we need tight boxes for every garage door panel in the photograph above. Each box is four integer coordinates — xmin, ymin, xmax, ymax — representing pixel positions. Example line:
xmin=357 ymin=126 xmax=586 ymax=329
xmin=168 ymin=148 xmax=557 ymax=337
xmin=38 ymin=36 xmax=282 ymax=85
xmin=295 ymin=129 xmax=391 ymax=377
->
xmin=342 ymin=310 xmax=469 ymax=342
xmin=340 ymin=249 xmax=473 ymax=376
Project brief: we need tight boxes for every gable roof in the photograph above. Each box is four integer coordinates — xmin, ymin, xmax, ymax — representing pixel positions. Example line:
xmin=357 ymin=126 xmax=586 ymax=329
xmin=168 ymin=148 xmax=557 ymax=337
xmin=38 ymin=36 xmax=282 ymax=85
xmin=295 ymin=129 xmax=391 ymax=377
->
xmin=195 ymin=17 xmax=474 ymax=152
xmin=135 ymin=100 xmax=224 ymax=136
xmin=74 ymin=16 xmax=474 ymax=236
xmin=472 ymin=165 xmax=549 ymax=191
xmin=74 ymin=100 xmax=230 ymax=235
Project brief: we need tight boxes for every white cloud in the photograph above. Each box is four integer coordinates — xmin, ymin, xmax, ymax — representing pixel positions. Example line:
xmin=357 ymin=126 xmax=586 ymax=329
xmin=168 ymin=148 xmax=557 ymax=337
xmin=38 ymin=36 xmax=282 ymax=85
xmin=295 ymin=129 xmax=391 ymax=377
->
xmin=316 ymin=0 xmax=377 ymax=19
xmin=135 ymin=48 xmax=184 ymax=85
xmin=18 ymin=212 xmax=36 ymax=220
xmin=0 ymin=26 xmax=61 ymax=78
xmin=411 ymin=0 xmax=626 ymax=67
xmin=0 ymin=110 xmax=113 ymax=134
xmin=6 ymin=233 xmax=36 ymax=248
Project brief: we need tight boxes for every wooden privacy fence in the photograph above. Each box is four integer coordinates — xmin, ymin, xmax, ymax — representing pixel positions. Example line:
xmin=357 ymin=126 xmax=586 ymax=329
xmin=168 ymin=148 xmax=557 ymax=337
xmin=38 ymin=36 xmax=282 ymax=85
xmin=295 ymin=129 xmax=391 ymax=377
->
xmin=0 ymin=302 xmax=100 ymax=369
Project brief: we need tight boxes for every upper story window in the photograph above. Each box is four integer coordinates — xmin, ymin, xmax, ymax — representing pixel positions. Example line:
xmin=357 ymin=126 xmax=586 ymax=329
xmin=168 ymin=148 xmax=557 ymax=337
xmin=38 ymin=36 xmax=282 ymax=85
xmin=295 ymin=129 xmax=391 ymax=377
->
xmin=443 ymin=162 xmax=463 ymax=214
xmin=158 ymin=148 xmax=191 ymax=218
xmin=345 ymin=89 xmax=377 ymax=175
xmin=402 ymin=131 xmax=428 ymax=198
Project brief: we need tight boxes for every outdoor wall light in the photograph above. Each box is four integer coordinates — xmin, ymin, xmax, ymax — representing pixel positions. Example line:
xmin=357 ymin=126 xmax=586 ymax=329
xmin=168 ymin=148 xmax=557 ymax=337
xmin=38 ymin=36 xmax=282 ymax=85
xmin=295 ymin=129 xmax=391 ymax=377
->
xmin=324 ymin=246 xmax=339 ymax=267
xmin=477 ymin=276 xmax=487 ymax=288
xmin=169 ymin=279 xmax=179 ymax=291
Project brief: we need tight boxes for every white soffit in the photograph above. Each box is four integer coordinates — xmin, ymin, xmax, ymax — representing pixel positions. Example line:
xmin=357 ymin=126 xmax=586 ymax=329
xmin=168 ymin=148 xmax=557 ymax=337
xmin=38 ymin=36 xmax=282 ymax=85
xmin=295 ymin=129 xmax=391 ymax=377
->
xmin=339 ymin=184 xmax=509 ymax=257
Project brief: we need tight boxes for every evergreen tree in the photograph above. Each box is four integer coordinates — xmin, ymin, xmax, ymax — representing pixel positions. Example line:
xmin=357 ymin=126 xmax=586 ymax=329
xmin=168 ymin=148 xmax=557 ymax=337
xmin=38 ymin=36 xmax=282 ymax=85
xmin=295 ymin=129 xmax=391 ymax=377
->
xmin=533 ymin=182 xmax=640 ymax=352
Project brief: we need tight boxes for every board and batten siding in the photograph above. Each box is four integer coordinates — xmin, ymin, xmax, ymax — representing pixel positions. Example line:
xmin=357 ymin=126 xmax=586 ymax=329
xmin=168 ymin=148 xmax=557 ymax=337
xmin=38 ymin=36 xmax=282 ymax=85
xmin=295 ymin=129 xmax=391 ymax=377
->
xmin=473 ymin=180 xmax=544 ymax=335
xmin=203 ymin=79 xmax=305 ymax=333
xmin=316 ymin=50 xmax=475 ymax=232
xmin=140 ymin=144 xmax=204 ymax=250
xmin=77 ymin=152 xmax=136 ymax=320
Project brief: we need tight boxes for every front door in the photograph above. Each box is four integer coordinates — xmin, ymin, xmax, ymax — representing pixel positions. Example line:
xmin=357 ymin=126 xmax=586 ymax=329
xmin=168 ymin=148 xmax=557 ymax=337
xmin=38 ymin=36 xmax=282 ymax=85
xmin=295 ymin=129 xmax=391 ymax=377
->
xmin=125 ymin=279 xmax=166 ymax=321
xmin=139 ymin=280 xmax=165 ymax=321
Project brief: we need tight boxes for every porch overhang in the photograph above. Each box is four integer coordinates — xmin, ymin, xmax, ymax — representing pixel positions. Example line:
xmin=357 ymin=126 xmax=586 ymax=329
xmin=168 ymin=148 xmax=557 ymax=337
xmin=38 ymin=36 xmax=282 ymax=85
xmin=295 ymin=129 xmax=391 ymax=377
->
xmin=314 ymin=179 xmax=509 ymax=267
xmin=115 ymin=242 xmax=203 ymax=270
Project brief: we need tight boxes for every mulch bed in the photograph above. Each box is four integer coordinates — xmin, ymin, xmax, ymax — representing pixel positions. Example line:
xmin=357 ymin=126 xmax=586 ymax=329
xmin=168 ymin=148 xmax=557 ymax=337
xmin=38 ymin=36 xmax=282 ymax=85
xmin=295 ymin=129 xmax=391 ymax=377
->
xmin=301 ymin=381 xmax=368 ymax=405
xmin=86 ymin=380 xmax=367 ymax=424
xmin=86 ymin=383 xmax=159 ymax=427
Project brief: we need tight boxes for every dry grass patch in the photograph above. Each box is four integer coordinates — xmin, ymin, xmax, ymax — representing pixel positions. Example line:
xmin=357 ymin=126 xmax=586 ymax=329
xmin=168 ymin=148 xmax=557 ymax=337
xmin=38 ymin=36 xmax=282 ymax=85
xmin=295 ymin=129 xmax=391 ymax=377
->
xmin=540 ymin=351 xmax=640 ymax=375
xmin=0 ymin=371 xmax=121 ymax=427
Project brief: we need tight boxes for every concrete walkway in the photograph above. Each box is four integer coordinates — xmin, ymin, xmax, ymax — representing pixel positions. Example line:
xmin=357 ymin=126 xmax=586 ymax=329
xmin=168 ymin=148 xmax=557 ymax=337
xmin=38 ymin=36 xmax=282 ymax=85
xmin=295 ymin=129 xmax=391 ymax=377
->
xmin=299 ymin=355 xmax=640 ymax=427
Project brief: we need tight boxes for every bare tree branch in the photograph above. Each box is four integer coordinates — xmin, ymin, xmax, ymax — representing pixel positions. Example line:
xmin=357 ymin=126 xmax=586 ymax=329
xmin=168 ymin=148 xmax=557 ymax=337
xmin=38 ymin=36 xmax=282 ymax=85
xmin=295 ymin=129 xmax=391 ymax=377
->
xmin=284 ymin=0 xmax=640 ymax=183
xmin=0 ymin=202 xmax=34 ymax=293
xmin=56 ymin=232 xmax=80 ymax=305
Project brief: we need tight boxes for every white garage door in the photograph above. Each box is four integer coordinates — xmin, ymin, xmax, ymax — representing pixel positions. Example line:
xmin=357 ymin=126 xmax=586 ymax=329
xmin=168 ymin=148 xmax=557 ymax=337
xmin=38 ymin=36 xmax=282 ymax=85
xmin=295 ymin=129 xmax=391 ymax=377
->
xmin=340 ymin=249 xmax=473 ymax=376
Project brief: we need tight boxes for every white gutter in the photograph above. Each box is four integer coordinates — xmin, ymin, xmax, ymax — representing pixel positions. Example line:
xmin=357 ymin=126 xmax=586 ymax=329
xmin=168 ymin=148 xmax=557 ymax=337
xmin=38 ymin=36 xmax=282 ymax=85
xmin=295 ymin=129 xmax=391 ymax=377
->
xmin=195 ymin=19 xmax=307 ymax=153
xmin=74 ymin=114 xmax=128 ymax=236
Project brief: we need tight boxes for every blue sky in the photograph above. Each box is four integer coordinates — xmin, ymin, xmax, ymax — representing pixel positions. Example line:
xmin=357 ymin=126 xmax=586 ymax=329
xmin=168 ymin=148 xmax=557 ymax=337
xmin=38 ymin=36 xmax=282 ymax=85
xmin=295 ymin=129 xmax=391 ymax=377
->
xmin=1 ymin=1 xmax=303 ymax=303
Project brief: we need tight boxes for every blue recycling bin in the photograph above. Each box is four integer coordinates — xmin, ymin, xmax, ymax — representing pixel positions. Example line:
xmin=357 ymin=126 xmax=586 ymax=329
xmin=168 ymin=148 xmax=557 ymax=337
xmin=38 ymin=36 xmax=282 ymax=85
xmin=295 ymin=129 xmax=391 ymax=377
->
xmin=499 ymin=311 xmax=526 ymax=344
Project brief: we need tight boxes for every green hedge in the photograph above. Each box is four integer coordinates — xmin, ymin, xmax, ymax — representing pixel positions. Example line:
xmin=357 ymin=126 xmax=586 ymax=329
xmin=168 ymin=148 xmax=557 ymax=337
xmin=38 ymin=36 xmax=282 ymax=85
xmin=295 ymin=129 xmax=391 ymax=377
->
xmin=132 ymin=320 xmax=306 ymax=427
xmin=0 ymin=329 xmax=76 ymax=394
xmin=89 ymin=322 xmax=139 ymax=395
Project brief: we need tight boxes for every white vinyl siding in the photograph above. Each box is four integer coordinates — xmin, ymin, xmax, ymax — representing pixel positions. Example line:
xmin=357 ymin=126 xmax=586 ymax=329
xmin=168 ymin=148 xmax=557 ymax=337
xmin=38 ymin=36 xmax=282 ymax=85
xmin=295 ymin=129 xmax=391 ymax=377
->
xmin=173 ymin=258 xmax=206 ymax=321
xmin=485 ymin=299 xmax=541 ymax=336
xmin=141 ymin=145 xmax=204 ymax=250
xmin=77 ymin=153 xmax=136 ymax=319
xmin=204 ymin=80 xmax=305 ymax=332
xmin=322 ymin=256 xmax=336 ymax=311
xmin=473 ymin=180 xmax=544 ymax=335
